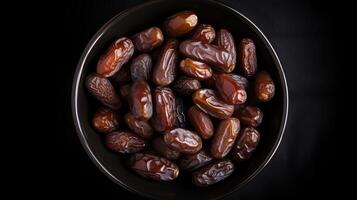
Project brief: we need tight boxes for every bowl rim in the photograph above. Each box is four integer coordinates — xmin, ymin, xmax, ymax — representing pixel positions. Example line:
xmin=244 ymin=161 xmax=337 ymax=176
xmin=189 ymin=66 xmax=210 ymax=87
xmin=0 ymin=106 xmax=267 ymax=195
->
xmin=71 ymin=0 xmax=289 ymax=199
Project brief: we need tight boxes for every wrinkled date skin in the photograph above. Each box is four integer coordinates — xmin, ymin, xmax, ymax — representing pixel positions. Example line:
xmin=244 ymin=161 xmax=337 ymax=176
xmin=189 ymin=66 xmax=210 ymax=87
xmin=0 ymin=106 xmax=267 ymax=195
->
xmin=152 ymin=137 xmax=181 ymax=160
xmin=231 ymin=127 xmax=260 ymax=162
xmin=92 ymin=107 xmax=120 ymax=134
xmin=179 ymin=150 xmax=213 ymax=171
xmin=152 ymin=39 xmax=178 ymax=86
xmin=96 ymin=37 xmax=134 ymax=77
xmin=254 ymin=71 xmax=275 ymax=102
xmin=179 ymin=40 xmax=235 ymax=73
xmin=192 ymin=24 xmax=216 ymax=43
xmin=132 ymin=27 xmax=164 ymax=52
xmin=110 ymin=64 xmax=131 ymax=86
xmin=211 ymin=118 xmax=240 ymax=158
xmin=129 ymin=80 xmax=153 ymax=120
xmin=164 ymin=128 xmax=202 ymax=154
xmin=213 ymin=73 xmax=247 ymax=105
xmin=192 ymin=159 xmax=235 ymax=187
xmin=179 ymin=58 xmax=213 ymax=80
xmin=216 ymin=29 xmax=236 ymax=66
xmin=105 ymin=131 xmax=146 ymax=153
xmin=172 ymin=76 xmax=201 ymax=96
xmin=130 ymin=54 xmax=152 ymax=81
xmin=125 ymin=113 xmax=153 ymax=139
xmin=174 ymin=98 xmax=187 ymax=128
xmin=235 ymin=105 xmax=263 ymax=127
xmin=238 ymin=38 xmax=257 ymax=77
xmin=128 ymin=153 xmax=179 ymax=181
xmin=187 ymin=106 xmax=214 ymax=139
xmin=164 ymin=11 xmax=198 ymax=37
xmin=119 ymin=84 xmax=130 ymax=101
xmin=151 ymin=87 xmax=176 ymax=132
xmin=86 ymin=73 xmax=121 ymax=110
xmin=193 ymin=89 xmax=234 ymax=119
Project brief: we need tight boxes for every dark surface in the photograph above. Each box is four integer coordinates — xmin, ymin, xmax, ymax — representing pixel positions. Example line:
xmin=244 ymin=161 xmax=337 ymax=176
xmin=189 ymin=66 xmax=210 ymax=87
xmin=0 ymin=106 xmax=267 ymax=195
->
xmin=50 ymin=0 xmax=340 ymax=199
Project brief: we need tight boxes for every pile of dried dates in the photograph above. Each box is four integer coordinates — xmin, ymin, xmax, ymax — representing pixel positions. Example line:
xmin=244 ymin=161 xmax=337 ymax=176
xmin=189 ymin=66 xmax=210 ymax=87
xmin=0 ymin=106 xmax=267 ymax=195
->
xmin=86 ymin=11 xmax=275 ymax=187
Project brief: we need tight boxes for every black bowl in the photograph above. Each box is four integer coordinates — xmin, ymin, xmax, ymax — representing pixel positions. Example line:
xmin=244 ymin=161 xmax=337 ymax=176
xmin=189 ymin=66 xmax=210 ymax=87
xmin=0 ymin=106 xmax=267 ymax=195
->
xmin=72 ymin=0 xmax=289 ymax=199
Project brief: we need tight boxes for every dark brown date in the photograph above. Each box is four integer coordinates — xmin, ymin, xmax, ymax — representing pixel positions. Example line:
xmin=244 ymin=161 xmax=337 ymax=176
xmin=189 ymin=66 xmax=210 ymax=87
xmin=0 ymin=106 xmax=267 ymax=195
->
xmin=172 ymin=76 xmax=201 ymax=96
xmin=193 ymin=89 xmax=234 ymax=119
xmin=125 ymin=112 xmax=153 ymax=139
xmin=132 ymin=27 xmax=164 ymax=52
xmin=129 ymin=80 xmax=153 ymax=120
xmin=130 ymin=54 xmax=152 ymax=81
xmin=179 ymin=58 xmax=213 ymax=80
xmin=187 ymin=106 xmax=214 ymax=139
xmin=254 ymin=71 xmax=275 ymax=102
xmin=96 ymin=37 xmax=134 ymax=77
xmin=179 ymin=150 xmax=213 ymax=171
xmin=211 ymin=118 xmax=240 ymax=158
xmin=164 ymin=128 xmax=202 ymax=154
xmin=192 ymin=24 xmax=216 ymax=43
xmin=163 ymin=11 xmax=198 ymax=37
xmin=192 ymin=159 xmax=234 ymax=187
xmin=174 ymin=98 xmax=187 ymax=128
xmin=92 ymin=107 xmax=119 ymax=134
xmin=179 ymin=39 xmax=235 ymax=73
xmin=216 ymin=29 xmax=236 ymax=66
xmin=238 ymin=38 xmax=257 ymax=76
xmin=119 ymin=84 xmax=130 ymax=101
xmin=109 ymin=63 xmax=131 ymax=86
xmin=231 ymin=127 xmax=260 ymax=162
xmin=86 ymin=73 xmax=121 ymax=110
xmin=128 ymin=153 xmax=179 ymax=181
xmin=105 ymin=131 xmax=145 ymax=153
xmin=235 ymin=105 xmax=263 ymax=127
xmin=213 ymin=73 xmax=247 ymax=105
xmin=152 ymin=39 xmax=178 ymax=86
xmin=151 ymin=87 xmax=176 ymax=132
xmin=152 ymin=137 xmax=181 ymax=160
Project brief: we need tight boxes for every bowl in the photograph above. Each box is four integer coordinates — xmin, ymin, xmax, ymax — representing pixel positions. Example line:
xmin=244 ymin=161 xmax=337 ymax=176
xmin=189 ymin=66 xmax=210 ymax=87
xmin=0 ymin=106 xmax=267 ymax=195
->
xmin=71 ymin=0 xmax=289 ymax=199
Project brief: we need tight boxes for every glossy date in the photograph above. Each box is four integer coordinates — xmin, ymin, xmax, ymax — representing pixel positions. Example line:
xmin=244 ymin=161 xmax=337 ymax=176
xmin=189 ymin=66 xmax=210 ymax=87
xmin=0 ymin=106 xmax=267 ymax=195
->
xmin=132 ymin=27 xmax=164 ymax=52
xmin=213 ymin=73 xmax=247 ymax=105
xmin=187 ymin=106 xmax=214 ymax=139
xmin=164 ymin=128 xmax=202 ymax=154
xmin=105 ymin=131 xmax=146 ymax=153
xmin=151 ymin=87 xmax=176 ymax=132
xmin=92 ymin=107 xmax=120 ymax=134
xmin=192 ymin=24 xmax=216 ymax=43
xmin=164 ymin=11 xmax=198 ymax=37
xmin=238 ymin=38 xmax=257 ymax=76
xmin=179 ymin=58 xmax=212 ymax=80
xmin=130 ymin=54 xmax=152 ymax=81
xmin=254 ymin=71 xmax=275 ymax=102
xmin=129 ymin=80 xmax=153 ymax=120
xmin=125 ymin=112 xmax=153 ymax=139
xmin=231 ymin=127 xmax=260 ymax=162
xmin=235 ymin=105 xmax=263 ymax=127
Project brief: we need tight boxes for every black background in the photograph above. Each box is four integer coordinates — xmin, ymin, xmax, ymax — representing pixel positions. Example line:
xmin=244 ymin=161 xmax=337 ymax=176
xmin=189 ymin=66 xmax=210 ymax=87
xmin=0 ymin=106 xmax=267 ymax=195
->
xmin=40 ymin=0 xmax=344 ymax=199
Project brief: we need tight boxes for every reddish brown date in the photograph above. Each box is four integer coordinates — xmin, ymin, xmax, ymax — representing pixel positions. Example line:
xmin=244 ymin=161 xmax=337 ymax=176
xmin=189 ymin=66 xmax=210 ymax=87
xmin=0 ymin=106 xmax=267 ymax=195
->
xmin=152 ymin=39 xmax=178 ymax=86
xmin=179 ymin=40 xmax=235 ymax=73
xmin=172 ymin=76 xmax=201 ymax=96
xmin=164 ymin=128 xmax=202 ymax=154
xmin=179 ymin=58 xmax=213 ymax=80
xmin=193 ymin=89 xmax=234 ymax=119
xmin=92 ymin=107 xmax=119 ymax=134
xmin=130 ymin=54 xmax=152 ymax=81
xmin=128 ymin=153 xmax=179 ymax=181
xmin=216 ymin=29 xmax=236 ymax=66
xmin=174 ymin=98 xmax=187 ymax=128
xmin=192 ymin=24 xmax=216 ymax=43
xmin=254 ymin=71 xmax=275 ymax=102
xmin=238 ymin=38 xmax=257 ymax=76
xmin=86 ymin=73 xmax=121 ymax=110
xmin=129 ymin=80 xmax=153 ymax=120
xmin=179 ymin=150 xmax=213 ymax=171
xmin=235 ymin=105 xmax=263 ymax=127
xmin=125 ymin=112 xmax=153 ymax=139
xmin=192 ymin=159 xmax=234 ymax=187
xmin=151 ymin=87 xmax=176 ymax=132
xmin=105 ymin=131 xmax=146 ymax=153
xmin=152 ymin=137 xmax=181 ymax=160
xmin=119 ymin=84 xmax=130 ymax=101
xmin=132 ymin=27 xmax=164 ymax=52
xmin=110 ymin=64 xmax=131 ymax=86
xmin=96 ymin=37 xmax=134 ymax=77
xmin=164 ymin=11 xmax=198 ymax=37
xmin=187 ymin=106 xmax=214 ymax=139
xmin=213 ymin=73 xmax=247 ymax=105
xmin=231 ymin=127 xmax=260 ymax=162
xmin=211 ymin=118 xmax=240 ymax=158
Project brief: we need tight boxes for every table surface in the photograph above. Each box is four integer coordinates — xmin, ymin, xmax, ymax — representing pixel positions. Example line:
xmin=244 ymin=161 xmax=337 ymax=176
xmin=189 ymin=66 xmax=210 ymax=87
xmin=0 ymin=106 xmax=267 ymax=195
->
xmin=50 ymin=0 xmax=340 ymax=199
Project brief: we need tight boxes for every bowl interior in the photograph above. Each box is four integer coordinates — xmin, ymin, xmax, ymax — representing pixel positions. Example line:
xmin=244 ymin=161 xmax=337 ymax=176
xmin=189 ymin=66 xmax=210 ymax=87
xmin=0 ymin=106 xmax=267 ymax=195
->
xmin=73 ymin=0 xmax=288 ymax=199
